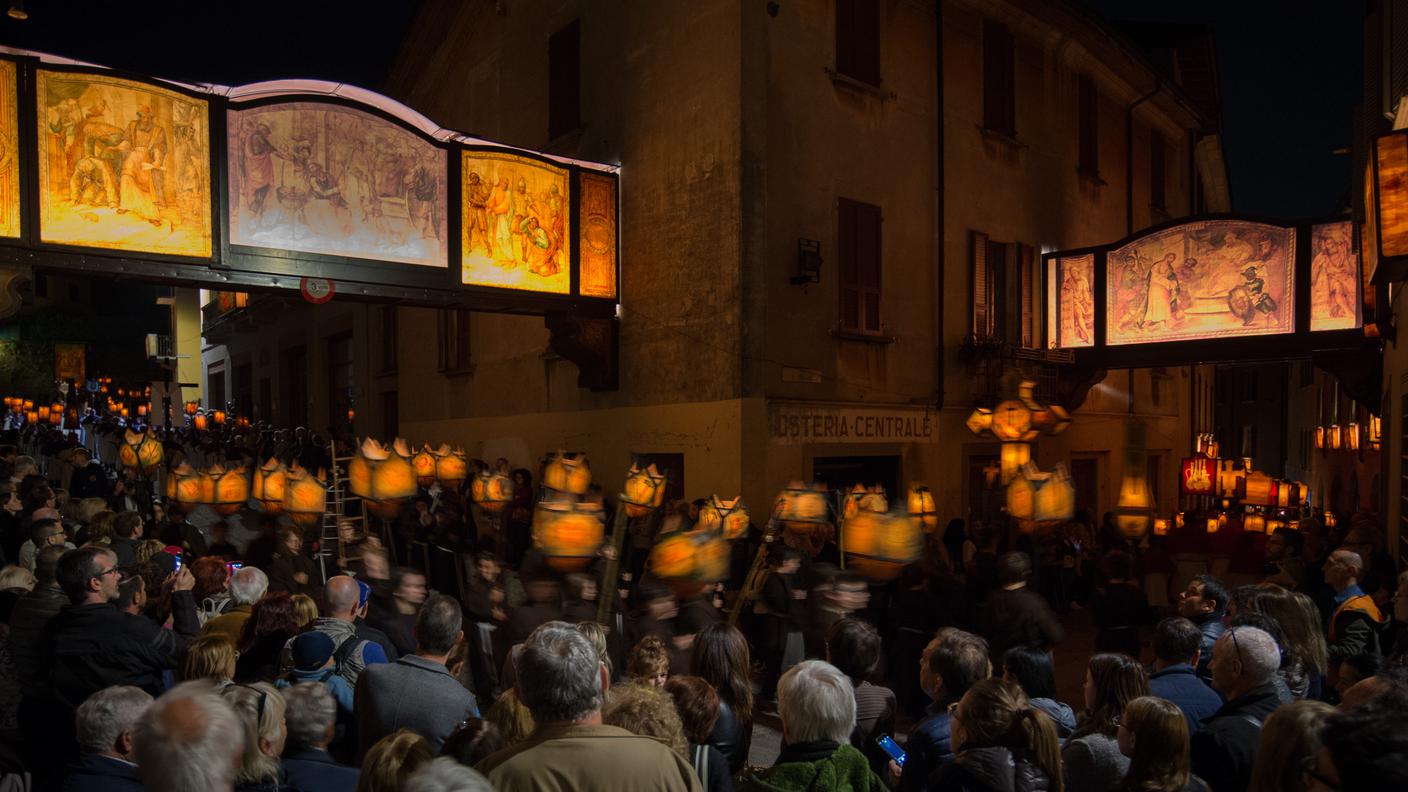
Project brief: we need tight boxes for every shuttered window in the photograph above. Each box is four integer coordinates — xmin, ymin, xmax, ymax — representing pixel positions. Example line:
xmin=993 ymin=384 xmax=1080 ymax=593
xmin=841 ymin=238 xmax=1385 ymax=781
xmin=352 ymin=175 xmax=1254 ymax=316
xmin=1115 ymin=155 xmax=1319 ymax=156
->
xmin=1150 ymin=130 xmax=1167 ymax=210
xmin=1019 ymin=243 xmax=1036 ymax=348
xmin=839 ymin=198 xmax=882 ymax=333
xmin=836 ymin=0 xmax=880 ymax=86
xmin=982 ymin=20 xmax=1016 ymax=136
xmin=972 ymin=231 xmax=992 ymax=336
xmin=438 ymin=308 xmax=473 ymax=373
xmin=548 ymin=20 xmax=581 ymax=139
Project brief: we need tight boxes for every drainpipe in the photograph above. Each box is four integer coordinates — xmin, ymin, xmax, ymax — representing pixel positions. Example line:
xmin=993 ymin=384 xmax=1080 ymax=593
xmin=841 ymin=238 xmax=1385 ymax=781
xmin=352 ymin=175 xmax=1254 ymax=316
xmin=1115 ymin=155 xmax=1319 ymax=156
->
xmin=1126 ymin=81 xmax=1161 ymax=235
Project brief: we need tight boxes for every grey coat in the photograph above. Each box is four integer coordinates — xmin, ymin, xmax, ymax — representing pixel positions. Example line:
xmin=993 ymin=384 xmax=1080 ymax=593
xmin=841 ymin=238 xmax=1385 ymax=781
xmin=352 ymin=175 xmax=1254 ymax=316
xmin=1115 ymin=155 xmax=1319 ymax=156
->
xmin=1061 ymin=732 xmax=1129 ymax=792
xmin=354 ymin=654 xmax=479 ymax=758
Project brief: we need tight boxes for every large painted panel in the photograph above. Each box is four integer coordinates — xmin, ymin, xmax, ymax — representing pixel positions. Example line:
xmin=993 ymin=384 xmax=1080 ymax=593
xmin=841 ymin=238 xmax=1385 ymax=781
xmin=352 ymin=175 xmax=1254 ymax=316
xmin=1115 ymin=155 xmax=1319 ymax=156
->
xmin=37 ymin=70 xmax=211 ymax=257
xmin=1309 ymin=221 xmax=1361 ymax=332
xmin=461 ymin=150 xmax=570 ymax=294
xmin=228 ymin=102 xmax=448 ymax=267
xmin=1055 ymin=254 xmax=1095 ymax=348
xmin=578 ymin=171 xmax=617 ymax=299
xmin=1106 ymin=220 xmax=1295 ymax=345
xmin=0 ymin=60 xmax=18 ymax=238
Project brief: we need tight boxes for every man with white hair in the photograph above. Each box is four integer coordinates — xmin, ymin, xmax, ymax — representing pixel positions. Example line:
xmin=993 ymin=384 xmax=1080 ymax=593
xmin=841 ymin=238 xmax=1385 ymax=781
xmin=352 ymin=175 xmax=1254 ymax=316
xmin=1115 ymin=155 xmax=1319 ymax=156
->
xmin=1323 ymin=548 xmax=1386 ymax=672
xmin=202 ymin=566 xmax=268 ymax=644
xmin=739 ymin=659 xmax=884 ymax=790
xmin=476 ymin=621 xmax=701 ymax=791
xmin=1191 ymin=625 xmax=1283 ymax=792
xmin=61 ymin=685 xmax=153 ymax=791
xmin=132 ymin=681 xmax=244 ymax=792
xmin=406 ymin=757 xmax=493 ymax=792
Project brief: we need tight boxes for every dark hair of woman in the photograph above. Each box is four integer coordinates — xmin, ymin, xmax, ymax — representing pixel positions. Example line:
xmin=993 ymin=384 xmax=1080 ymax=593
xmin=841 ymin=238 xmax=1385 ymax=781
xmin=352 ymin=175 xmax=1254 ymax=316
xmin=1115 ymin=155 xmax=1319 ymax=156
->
xmin=1002 ymin=645 xmax=1058 ymax=701
xmin=691 ymin=622 xmax=754 ymax=725
xmin=1073 ymin=653 xmax=1149 ymax=739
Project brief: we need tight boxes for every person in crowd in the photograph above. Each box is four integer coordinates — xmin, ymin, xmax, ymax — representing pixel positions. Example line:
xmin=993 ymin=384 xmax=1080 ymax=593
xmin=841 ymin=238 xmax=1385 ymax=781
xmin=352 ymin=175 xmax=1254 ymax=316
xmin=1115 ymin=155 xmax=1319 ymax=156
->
xmin=236 ymin=592 xmax=303 ymax=683
xmin=1336 ymin=662 xmax=1408 ymax=710
xmin=1241 ymin=584 xmax=1328 ymax=699
xmin=359 ymin=729 xmax=433 ymax=792
xmin=158 ymin=506 xmax=209 ymax=559
xmin=356 ymin=594 xmax=479 ymax=757
xmin=21 ymin=516 xmax=71 ymax=572
xmin=180 ymin=634 xmax=238 ymax=685
xmin=284 ymin=575 xmax=389 ymax=687
xmin=484 ymin=688 xmax=535 ymax=748
xmin=562 ymin=573 xmax=600 ymax=624
xmin=133 ymin=681 xmax=245 ymax=792
xmin=368 ymin=567 xmax=428 ymax=657
xmin=627 ymin=634 xmax=671 ymax=688
xmin=1322 ymin=549 xmax=1385 ymax=677
xmin=1381 ymin=569 xmax=1408 ymax=659
xmin=692 ymin=622 xmax=754 ymax=775
xmin=1246 ymin=699 xmax=1333 ymax=792
xmin=61 ymin=685 xmax=152 ymax=792
xmin=739 ymin=659 xmax=884 ymax=791
xmin=66 ymin=447 xmax=107 ymax=500
xmin=901 ymin=628 xmax=991 ymax=792
xmin=209 ymin=520 xmax=241 ymax=560
xmin=222 ymin=681 xmax=292 ymax=792
xmin=1148 ymin=617 xmax=1224 ymax=736
xmin=1262 ymin=527 xmax=1305 ymax=590
xmin=1310 ymin=701 xmax=1408 ymax=789
xmin=806 ymin=570 xmax=869 ymax=659
xmin=192 ymin=556 xmax=232 ymax=619
xmin=1090 ymin=551 xmax=1151 ymax=657
xmin=1191 ymin=625 xmax=1283 ymax=792
xmin=291 ymin=593 xmax=320 ymax=628
xmin=757 ymin=546 xmax=805 ymax=698
xmin=268 ymin=527 xmax=317 ymax=598
xmin=826 ymin=617 xmax=897 ymax=772
xmin=439 ymin=719 xmax=504 ymax=772
xmin=1332 ymin=652 xmax=1381 ymax=700
xmin=576 ymin=619 xmax=613 ymax=679
xmin=206 ymin=566 xmax=270 ymax=644
xmin=1001 ymin=645 xmax=1076 ymax=738
xmin=1224 ymin=612 xmax=1294 ymax=704
xmin=281 ymin=682 xmax=360 ymax=792
xmin=929 ymin=677 xmax=1063 ymax=792
xmin=10 ymin=543 xmax=64 ymax=693
xmin=1115 ymin=695 xmax=1206 ymax=792
xmin=665 ymin=675 xmax=734 ymax=792
xmin=603 ymin=681 xmax=689 ymax=757
xmin=1065 ymin=653 xmax=1149 ymax=792
xmin=0 ymin=562 xmax=33 ymax=590
xmin=246 ymin=514 xmax=280 ymax=572
xmin=507 ymin=574 xmax=566 ymax=648
xmin=980 ymin=552 xmax=1064 ymax=660
xmin=404 ymin=756 xmax=493 ymax=792
xmin=279 ymin=630 xmax=355 ymax=715
xmin=475 ymin=621 xmax=702 ymax=791
xmin=1175 ymin=574 xmax=1228 ymax=676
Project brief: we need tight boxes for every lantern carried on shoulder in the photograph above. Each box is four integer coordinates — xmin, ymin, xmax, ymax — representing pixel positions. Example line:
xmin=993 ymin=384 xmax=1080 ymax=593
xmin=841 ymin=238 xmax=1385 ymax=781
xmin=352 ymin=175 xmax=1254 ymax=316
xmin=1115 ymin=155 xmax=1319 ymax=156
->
xmin=774 ymin=482 xmax=831 ymax=535
xmin=349 ymin=438 xmax=418 ymax=518
xmin=433 ymin=445 xmax=468 ymax=490
xmin=620 ymin=459 xmax=667 ymax=517
xmin=471 ymin=467 xmax=515 ymax=513
xmin=843 ymin=509 xmax=923 ymax=581
xmin=907 ymin=484 xmax=939 ymax=533
xmin=118 ymin=428 xmax=164 ymax=473
xmin=532 ymin=499 xmax=606 ymax=571
xmin=167 ymin=462 xmax=207 ymax=510
xmin=697 ymin=495 xmax=750 ymax=540
xmin=252 ymin=458 xmax=288 ymax=515
xmin=207 ymin=464 xmax=250 ymax=516
xmin=650 ymin=529 xmax=730 ymax=598
xmin=842 ymin=484 xmax=888 ymax=520
xmin=283 ymin=464 xmax=329 ymax=527
xmin=543 ymin=451 xmax=592 ymax=495
xmin=409 ymin=444 xmax=438 ymax=487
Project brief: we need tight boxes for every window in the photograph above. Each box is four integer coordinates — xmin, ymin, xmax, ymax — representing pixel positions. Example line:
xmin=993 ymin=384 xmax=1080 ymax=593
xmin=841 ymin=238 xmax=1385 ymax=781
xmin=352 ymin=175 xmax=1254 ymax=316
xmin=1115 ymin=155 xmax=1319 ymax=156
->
xmin=970 ymin=232 xmax=1013 ymax=339
xmin=971 ymin=232 xmax=993 ymax=336
xmin=381 ymin=304 xmax=398 ymax=374
xmin=382 ymin=390 xmax=399 ymax=440
xmin=1078 ymin=74 xmax=1099 ymax=176
xmin=438 ymin=308 xmax=473 ymax=372
xmin=982 ymin=19 xmax=1016 ymax=136
xmin=207 ymin=368 xmax=226 ymax=409
xmin=327 ymin=334 xmax=353 ymax=431
xmin=838 ymin=198 xmax=882 ymax=334
xmin=836 ymin=0 xmax=880 ymax=86
xmin=548 ymin=19 xmax=581 ymax=139
xmin=1150 ymin=130 xmax=1166 ymax=210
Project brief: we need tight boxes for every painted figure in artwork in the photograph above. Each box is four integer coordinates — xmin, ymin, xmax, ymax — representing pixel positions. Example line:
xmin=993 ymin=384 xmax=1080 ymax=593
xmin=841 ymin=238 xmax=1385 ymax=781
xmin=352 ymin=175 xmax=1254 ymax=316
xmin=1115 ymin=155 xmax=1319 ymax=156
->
xmin=1312 ymin=225 xmax=1356 ymax=319
xmin=1231 ymin=266 xmax=1278 ymax=325
xmin=242 ymin=122 xmax=276 ymax=217
xmin=115 ymin=105 xmax=169 ymax=227
xmin=1142 ymin=252 xmax=1179 ymax=328
xmin=1061 ymin=262 xmax=1093 ymax=343
xmin=463 ymin=171 xmax=491 ymax=256
xmin=489 ymin=175 xmax=514 ymax=263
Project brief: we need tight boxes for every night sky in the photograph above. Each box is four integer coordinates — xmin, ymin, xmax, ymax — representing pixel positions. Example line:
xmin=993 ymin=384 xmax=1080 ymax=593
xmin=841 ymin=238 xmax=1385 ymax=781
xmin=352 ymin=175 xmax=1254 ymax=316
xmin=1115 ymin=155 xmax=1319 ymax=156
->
xmin=0 ymin=0 xmax=1365 ymax=220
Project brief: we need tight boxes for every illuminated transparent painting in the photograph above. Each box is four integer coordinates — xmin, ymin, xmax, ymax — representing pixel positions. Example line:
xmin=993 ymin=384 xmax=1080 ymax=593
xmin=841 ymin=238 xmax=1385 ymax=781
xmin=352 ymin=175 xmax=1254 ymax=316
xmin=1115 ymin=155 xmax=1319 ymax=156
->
xmin=36 ymin=70 xmax=211 ymax=257
xmin=578 ymin=171 xmax=617 ymax=299
xmin=1056 ymin=254 xmax=1094 ymax=348
xmin=461 ymin=151 xmax=570 ymax=294
xmin=1106 ymin=219 xmax=1295 ymax=345
xmin=228 ymin=102 xmax=447 ymax=267
xmin=0 ymin=60 xmax=18 ymax=238
xmin=1309 ymin=221 xmax=1360 ymax=331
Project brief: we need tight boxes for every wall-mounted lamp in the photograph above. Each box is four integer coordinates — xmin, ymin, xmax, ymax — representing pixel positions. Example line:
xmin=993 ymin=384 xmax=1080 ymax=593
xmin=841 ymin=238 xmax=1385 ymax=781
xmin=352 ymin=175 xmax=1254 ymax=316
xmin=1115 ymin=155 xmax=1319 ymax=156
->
xmin=791 ymin=238 xmax=822 ymax=286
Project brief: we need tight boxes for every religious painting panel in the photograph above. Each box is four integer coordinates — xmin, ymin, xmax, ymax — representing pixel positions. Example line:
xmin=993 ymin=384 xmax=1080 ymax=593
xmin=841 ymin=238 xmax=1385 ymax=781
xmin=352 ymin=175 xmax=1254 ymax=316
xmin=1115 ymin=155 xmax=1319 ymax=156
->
xmin=1055 ymin=253 xmax=1094 ymax=348
xmin=0 ymin=60 xmax=18 ymax=239
xmin=460 ymin=150 xmax=570 ymax=294
xmin=578 ymin=171 xmax=617 ymax=299
xmin=1106 ymin=219 xmax=1295 ymax=345
xmin=36 ymin=70 xmax=211 ymax=257
xmin=1309 ymin=221 xmax=1361 ymax=332
xmin=228 ymin=102 xmax=448 ymax=268
xmin=54 ymin=343 xmax=85 ymax=382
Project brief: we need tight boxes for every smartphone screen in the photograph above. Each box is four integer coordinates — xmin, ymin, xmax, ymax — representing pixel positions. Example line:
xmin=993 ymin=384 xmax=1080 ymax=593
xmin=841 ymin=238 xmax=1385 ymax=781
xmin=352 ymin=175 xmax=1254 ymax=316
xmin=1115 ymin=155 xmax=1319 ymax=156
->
xmin=173 ymin=554 xmax=183 ymax=572
xmin=876 ymin=734 xmax=906 ymax=766
xmin=227 ymin=562 xmax=243 ymax=572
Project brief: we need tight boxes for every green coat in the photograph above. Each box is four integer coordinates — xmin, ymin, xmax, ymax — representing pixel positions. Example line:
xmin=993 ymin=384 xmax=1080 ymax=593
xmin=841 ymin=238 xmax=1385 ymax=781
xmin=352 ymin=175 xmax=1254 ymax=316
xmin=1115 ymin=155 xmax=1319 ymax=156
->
xmin=739 ymin=744 xmax=888 ymax=792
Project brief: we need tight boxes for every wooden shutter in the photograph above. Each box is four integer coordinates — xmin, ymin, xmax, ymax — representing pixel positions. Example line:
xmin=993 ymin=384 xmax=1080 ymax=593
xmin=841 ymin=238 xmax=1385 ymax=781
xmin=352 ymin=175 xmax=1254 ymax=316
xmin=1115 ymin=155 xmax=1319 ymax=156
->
xmin=1019 ymin=243 xmax=1035 ymax=348
xmin=982 ymin=20 xmax=1015 ymax=136
xmin=1078 ymin=74 xmax=1098 ymax=174
xmin=839 ymin=198 xmax=882 ymax=332
xmin=836 ymin=0 xmax=880 ymax=86
xmin=839 ymin=200 xmax=860 ymax=330
xmin=548 ymin=20 xmax=581 ymax=139
xmin=971 ymin=231 xmax=990 ymax=336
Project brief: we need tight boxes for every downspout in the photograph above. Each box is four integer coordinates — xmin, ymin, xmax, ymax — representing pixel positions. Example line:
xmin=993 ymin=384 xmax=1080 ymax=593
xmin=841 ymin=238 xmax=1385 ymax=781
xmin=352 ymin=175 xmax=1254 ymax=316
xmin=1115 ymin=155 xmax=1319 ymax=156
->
xmin=1125 ymin=81 xmax=1161 ymax=235
xmin=934 ymin=4 xmax=946 ymax=410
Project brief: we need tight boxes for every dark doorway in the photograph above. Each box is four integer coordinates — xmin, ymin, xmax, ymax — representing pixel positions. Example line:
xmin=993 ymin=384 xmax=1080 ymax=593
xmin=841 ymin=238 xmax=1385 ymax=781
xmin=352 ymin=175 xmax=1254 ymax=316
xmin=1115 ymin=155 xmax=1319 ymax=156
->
xmin=327 ymin=333 xmax=354 ymax=434
xmin=282 ymin=345 xmax=308 ymax=428
xmin=1071 ymin=457 xmax=1099 ymax=516
xmin=812 ymin=455 xmax=900 ymax=503
xmin=967 ymin=454 xmax=999 ymax=524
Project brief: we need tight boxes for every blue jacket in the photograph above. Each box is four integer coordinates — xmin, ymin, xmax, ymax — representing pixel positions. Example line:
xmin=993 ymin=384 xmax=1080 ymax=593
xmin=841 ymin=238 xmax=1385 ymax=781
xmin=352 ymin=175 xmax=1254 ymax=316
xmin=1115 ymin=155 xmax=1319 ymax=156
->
xmin=899 ymin=699 xmax=954 ymax=792
xmin=277 ymin=667 xmax=355 ymax=715
xmin=60 ymin=754 xmax=143 ymax=792
xmin=1192 ymin=615 xmax=1224 ymax=681
xmin=282 ymin=747 xmax=359 ymax=792
xmin=1149 ymin=663 xmax=1223 ymax=736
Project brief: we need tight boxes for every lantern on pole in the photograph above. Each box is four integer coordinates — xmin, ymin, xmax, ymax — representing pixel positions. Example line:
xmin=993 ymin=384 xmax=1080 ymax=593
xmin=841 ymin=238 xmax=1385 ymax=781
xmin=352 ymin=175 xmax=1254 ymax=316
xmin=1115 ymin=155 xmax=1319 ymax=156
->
xmin=542 ymin=451 xmax=592 ymax=495
xmin=409 ymin=444 xmax=438 ymax=487
xmin=532 ymin=499 xmax=605 ymax=571
xmin=193 ymin=412 xmax=208 ymax=432
xmin=207 ymin=464 xmax=250 ymax=516
xmin=283 ymin=465 xmax=329 ymax=527
xmin=999 ymin=441 xmax=1032 ymax=485
xmin=697 ymin=495 xmax=750 ymax=540
xmin=620 ymin=459 xmax=668 ymax=517
xmin=842 ymin=484 xmax=888 ymax=520
xmin=252 ymin=458 xmax=288 ymax=515
xmin=650 ymin=529 xmax=729 ymax=598
xmin=907 ymin=484 xmax=939 ymax=533
xmin=213 ymin=410 xmax=227 ymax=426
xmin=471 ymin=467 xmax=515 ymax=513
xmin=348 ymin=438 xmax=418 ymax=518
xmin=118 ymin=428 xmax=163 ymax=473
xmin=168 ymin=463 xmax=207 ymax=510
xmin=773 ymin=482 xmax=831 ymax=535
xmin=842 ymin=509 xmax=923 ymax=581
xmin=433 ymin=445 xmax=468 ymax=490
xmin=185 ymin=401 xmax=198 ymax=416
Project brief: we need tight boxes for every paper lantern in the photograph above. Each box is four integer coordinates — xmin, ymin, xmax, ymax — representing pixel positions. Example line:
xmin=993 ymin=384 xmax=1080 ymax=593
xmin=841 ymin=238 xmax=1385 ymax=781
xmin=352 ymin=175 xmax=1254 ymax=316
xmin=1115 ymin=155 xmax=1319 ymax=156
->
xmin=433 ymin=445 xmax=468 ymax=490
xmin=1242 ymin=471 xmax=1278 ymax=507
xmin=1243 ymin=513 xmax=1266 ymax=533
xmin=185 ymin=401 xmax=198 ymax=416
xmin=21 ymin=399 xmax=32 ymax=409
xmin=48 ymin=410 xmax=62 ymax=425
xmin=650 ymin=529 xmax=729 ymax=598
xmin=532 ymin=499 xmax=605 ymax=571
xmin=118 ymin=428 xmax=163 ymax=472
xmin=698 ymin=495 xmax=750 ymax=540
xmin=193 ymin=413 xmax=208 ymax=431
xmin=1153 ymin=518 xmax=1170 ymax=536
xmin=36 ymin=406 xmax=49 ymax=421
xmin=24 ymin=410 xmax=36 ymax=423
xmin=966 ymin=407 xmax=993 ymax=436
xmin=1006 ymin=464 xmax=1075 ymax=528
xmin=990 ymin=399 xmax=1035 ymax=441
xmin=774 ymin=482 xmax=831 ymax=535
xmin=253 ymin=458 xmax=288 ymax=515
xmin=543 ymin=452 xmax=592 ymax=495
xmin=842 ymin=484 xmax=888 ymax=520
xmin=410 ymin=444 xmax=438 ymax=487
xmin=168 ymin=463 xmax=206 ymax=510
xmin=1206 ymin=516 xmax=1220 ymax=534
xmin=283 ymin=464 xmax=329 ymax=527
xmin=471 ymin=468 xmax=515 ymax=513
xmin=1266 ymin=518 xmax=1287 ymax=533
xmin=349 ymin=438 xmax=418 ymax=518
xmin=207 ymin=464 xmax=250 ymax=516
xmin=1000 ymin=442 xmax=1031 ymax=485
xmin=843 ymin=509 xmax=923 ymax=581
xmin=620 ymin=460 xmax=667 ymax=517
xmin=1324 ymin=512 xmax=1338 ymax=529
xmin=213 ymin=410 xmax=226 ymax=426
xmin=907 ymin=485 xmax=939 ymax=533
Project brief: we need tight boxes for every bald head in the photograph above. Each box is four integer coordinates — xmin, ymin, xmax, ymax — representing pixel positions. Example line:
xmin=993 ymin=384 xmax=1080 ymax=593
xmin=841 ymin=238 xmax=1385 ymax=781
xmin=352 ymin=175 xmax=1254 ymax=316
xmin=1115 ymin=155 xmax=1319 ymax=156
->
xmin=323 ymin=575 xmax=360 ymax=619
xmin=32 ymin=506 xmax=61 ymax=522
xmin=1331 ymin=550 xmax=1364 ymax=573
xmin=1326 ymin=549 xmax=1365 ymax=592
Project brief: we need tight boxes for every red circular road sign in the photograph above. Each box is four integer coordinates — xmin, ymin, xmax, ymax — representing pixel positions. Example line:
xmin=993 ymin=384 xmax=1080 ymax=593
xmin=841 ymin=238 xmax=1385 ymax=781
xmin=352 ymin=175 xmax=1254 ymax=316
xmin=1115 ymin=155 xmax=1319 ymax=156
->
xmin=300 ymin=278 xmax=335 ymax=304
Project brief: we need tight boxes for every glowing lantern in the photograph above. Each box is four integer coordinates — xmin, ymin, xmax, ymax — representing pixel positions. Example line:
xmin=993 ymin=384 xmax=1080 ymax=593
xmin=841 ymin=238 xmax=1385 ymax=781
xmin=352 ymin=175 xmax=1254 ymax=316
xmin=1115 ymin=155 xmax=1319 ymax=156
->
xmin=649 ymin=529 xmax=729 ymax=597
xmin=907 ymin=485 xmax=939 ymax=532
xmin=193 ymin=413 xmax=208 ymax=431
xmin=1325 ymin=512 xmax=1338 ymax=529
xmin=207 ymin=464 xmax=250 ymax=516
xmin=1006 ymin=464 xmax=1075 ymax=528
xmin=542 ymin=452 xmax=592 ymax=495
xmin=1243 ymin=513 xmax=1266 ymax=533
xmin=965 ymin=407 xmax=993 ymax=436
xmin=119 ymin=408 xmax=129 ymax=419
xmin=532 ymin=499 xmax=605 ymax=571
xmin=36 ymin=406 xmax=49 ymax=421
xmin=253 ymin=459 xmax=288 ymax=515
xmin=842 ymin=484 xmax=888 ymax=520
xmin=137 ymin=404 xmax=147 ymax=417
xmin=698 ymin=495 xmax=750 ymax=540
xmin=1314 ymin=426 xmax=1325 ymax=450
xmin=185 ymin=401 xmax=198 ymax=416
xmin=1216 ymin=460 xmax=1247 ymax=500
xmin=990 ymin=399 xmax=1035 ymax=442
xmin=1346 ymin=422 xmax=1360 ymax=451
xmin=471 ymin=468 xmax=515 ymax=513
xmin=620 ymin=460 xmax=668 ymax=517
xmin=1242 ymin=471 xmax=1278 ymax=507
xmin=1266 ymin=518 xmax=1286 ymax=533
xmin=774 ymin=482 xmax=831 ymax=535
xmin=283 ymin=465 xmax=329 ymax=527
xmin=410 ymin=445 xmax=438 ymax=487
xmin=1206 ymin=516 xmax=1220 ymax=534
xmin=49 ymin=410 xmax=62 ymax=425
xmin=168 ymin=463 xmax=207 ymax=510
xmin=433 ymin=445 xmax=468 ymax=490
xmin=348 ymin=438 xmax=418 ymax=518
xmin=1153 ymin=518 xmax=1170 ymax=536
xmin=118 ymin=428 xmax=164 ymax=472
xmin=1328 ymin=424 xmax=1342 ymax=450
xmin=21 ymin=399 xmax=32 ymax=410
xmin=843 ymin=509 xmax=923 ymax=581
xmin=213 ymin=410 xmax=226 ymax=426
xmin=1000 ymin=442 xmax=1031 ymax=485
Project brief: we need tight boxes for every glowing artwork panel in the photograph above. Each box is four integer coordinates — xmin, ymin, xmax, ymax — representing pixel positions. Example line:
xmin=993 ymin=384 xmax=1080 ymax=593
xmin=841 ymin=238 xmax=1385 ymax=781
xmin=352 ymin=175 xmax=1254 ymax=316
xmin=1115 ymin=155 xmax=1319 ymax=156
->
xmin=1106 ymin=219 xmax=1295 ymax=345
xmin=36 ymin=70 xmax=212 ymax=257
xmin=0 ymin=60 xmax=18 ymax=238
xmin=460 ymin=151 xmax=570 ymax=294
xmin=1055 ymin=254 xmax=1095 ymax=348
xmin=228 ymin=102 xmax=448 ymax=267
xmin=1309 ymin=221 xmax=1361 ymax=332
xmin=578 ymin=171 xmax=617 ymax=299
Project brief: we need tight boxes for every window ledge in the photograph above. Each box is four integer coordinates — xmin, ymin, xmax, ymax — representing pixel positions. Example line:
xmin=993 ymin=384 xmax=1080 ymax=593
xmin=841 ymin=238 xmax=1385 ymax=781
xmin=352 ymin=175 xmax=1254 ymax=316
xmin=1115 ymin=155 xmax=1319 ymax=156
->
xmin=831 ymin=327 xmax=896 ymax=345
xmin=825 ymin=68 xmax=895 ymax=101
xmin=1077 ymin=168 xmax=1107 ymax=187
xmin=438 ymin=364 xmax=476 ymax=378
xmin=377 ymin=368 xmax=397 ymax=378
xmin=977 ymin=125 xmax=1025 ymax=149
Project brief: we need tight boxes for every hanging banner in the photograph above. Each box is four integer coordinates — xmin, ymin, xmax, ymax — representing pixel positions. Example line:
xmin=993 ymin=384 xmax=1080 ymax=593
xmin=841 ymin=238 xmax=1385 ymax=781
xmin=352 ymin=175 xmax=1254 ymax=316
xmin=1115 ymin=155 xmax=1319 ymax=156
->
xmin=1180 ymin=456 xmax=1216 ymax=495
xmin=54 ymin=343 xmax=86 ymax=382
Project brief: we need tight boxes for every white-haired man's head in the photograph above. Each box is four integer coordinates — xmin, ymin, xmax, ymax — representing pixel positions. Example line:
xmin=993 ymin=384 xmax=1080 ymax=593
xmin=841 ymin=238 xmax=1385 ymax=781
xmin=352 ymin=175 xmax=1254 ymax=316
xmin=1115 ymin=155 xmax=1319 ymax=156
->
xmin=133 ymin=681 xmax=244 ymax=792
xmin=777 ymin=660 xmax=857 ymax=745
xmin=1210 ymin=626 xmax=1280 ymax=701
xmin=404 ymin=756 xmax=494 ymax=792
xmin=227 ymin=567 xmax=268 ymax=606
xmin=76 ymin=685 xmax=153 ymax=761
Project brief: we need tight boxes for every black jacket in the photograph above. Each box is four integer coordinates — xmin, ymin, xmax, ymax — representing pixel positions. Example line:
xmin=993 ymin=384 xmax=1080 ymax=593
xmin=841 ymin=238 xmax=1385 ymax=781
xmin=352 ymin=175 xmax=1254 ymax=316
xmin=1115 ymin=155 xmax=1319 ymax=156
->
xmin=930 ymin=746 xmax=1054 ymax=792
xmin=979 ymin=587 xmax=1064 ymax=660
xmin=1190 ymin=682 xmax=1281 ymax=792
xmin=708 ymin=698 xmax=753 ymax=775
xmin=282 ymin=747 xmax=359 ymax=792
xmin=10 ymin=583 xmax=67 ymax=693
xmin=59 ymin=753 xmax=142 ymax=792
xmin=68 ymin=463 xmax=109 ymax=501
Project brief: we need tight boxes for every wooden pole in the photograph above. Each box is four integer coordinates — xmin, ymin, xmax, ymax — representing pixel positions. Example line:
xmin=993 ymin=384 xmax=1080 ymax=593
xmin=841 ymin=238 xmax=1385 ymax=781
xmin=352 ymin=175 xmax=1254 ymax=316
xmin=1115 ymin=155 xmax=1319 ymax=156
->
xmin=728 ymin=519 xmax=779 ymax=627
xmin=596 ymin=504 xmax=631 ymax=625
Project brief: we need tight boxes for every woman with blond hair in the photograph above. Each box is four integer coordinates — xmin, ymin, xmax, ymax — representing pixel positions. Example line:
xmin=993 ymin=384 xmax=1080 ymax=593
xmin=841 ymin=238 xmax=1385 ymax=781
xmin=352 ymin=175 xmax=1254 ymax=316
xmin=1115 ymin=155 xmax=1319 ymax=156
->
xmin=180 ymin=634 xmax=237 ymax=685
xmin=932 ymin=677 xmax=1063 ymax=792
xmin=1246 ymin=699 xmax=1334 ymax=792
xmin=603 ymin=682 xmax=688 ymax=758
xmin=221 ymin=681 xmax=292 ymax=791
xmin=484 ymin=688 xmax=535 ymax=748
xmin=1115 ymin=696 xmax=1207 ymax=792
xmin=290 ymin=593 xmax=319 ymax=629
xmin=357 ymin=729 xmax=432 ymax=792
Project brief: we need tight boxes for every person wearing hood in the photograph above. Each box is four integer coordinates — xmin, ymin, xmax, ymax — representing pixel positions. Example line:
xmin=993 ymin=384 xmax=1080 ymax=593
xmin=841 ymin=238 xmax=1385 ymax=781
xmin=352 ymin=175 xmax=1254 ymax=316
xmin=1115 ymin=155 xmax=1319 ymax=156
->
xmin=929 ymin=677 xmax=1063 ymax=792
